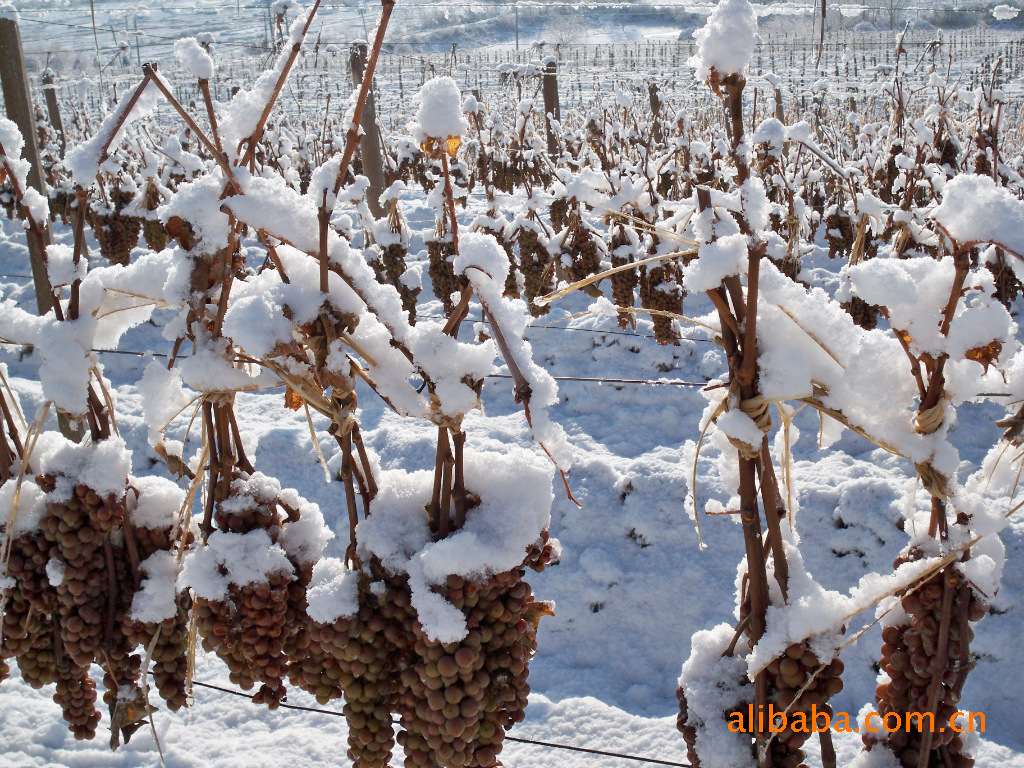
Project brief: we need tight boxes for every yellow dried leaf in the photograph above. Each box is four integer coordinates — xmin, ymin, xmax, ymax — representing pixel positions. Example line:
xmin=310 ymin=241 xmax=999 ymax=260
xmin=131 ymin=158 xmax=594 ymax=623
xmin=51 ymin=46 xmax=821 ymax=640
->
xmin=965 ymin=340 xmax=1002 ymax=374
xmin=522 ymin=600 xmax=555 ymax=636
xmin=284 ymin=387 xmax=303 ymax=411
xmin=446 ymin=136 xmax=462 ymax=157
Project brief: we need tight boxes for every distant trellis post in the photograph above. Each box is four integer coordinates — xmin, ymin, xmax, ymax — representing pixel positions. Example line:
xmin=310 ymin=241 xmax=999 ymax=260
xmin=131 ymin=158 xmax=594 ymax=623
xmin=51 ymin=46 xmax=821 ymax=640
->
xmin=0 ymin=11 xmax=54 ymax=315
xmin=350 ymin=41 xmax=386 ymax=218
xmin=542 ymin=59 xmax=560 ymax=159
xmin=42 ymin=71 xmax=66 ymax=157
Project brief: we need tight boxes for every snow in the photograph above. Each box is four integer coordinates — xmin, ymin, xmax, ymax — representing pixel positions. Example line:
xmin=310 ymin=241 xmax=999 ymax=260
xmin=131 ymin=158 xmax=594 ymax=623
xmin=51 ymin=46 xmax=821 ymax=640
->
xmin=452 ymin=231 xmax=510 ymax=285
xmin=128 ymin=475 xmax=185 ymax=530
xmin=65 ymin=80 xmax=159 ymax=187
xmin=357 ymin=445 xmax=554 ymax=643
xmin=690 ymin=0 xmax=758 ymax=82
xmin=0 ymin=479 xmax=46 ymax=536
xmin=0 ymin=117 xmax=24 ymax=162
xmin=305 ymin=557 xmax=360 ymax=624
xmin=180 ymin=528 xmax=294 ymax=601
xmin=45 ymin=557 xmax=64 ymax=587
xmin=933 ymin=173 xmax=1024 ymax=256
xmin=993 ymin=4 xmax=1020 ymax=21
xmin=685 ymin=233 xmax=748 ymax=293
xmin=43 ymin=244 xmax=86 ymax=288
xmin=131 ymin=550 xmax=180 ymax=624
xmin=266 ymin=481 xmax=332 ymax=566
xmin=678 ymin=623 xmax=754 ymax=768
xmin=37 ymin=435 xmax=131 ymax=501
xmin=173 ymin=37 xmax=215 ymax=80
xmin=409 ymin=77 xmax=468 ymax=143
xmin=138 ymin=361 xmax=193 ymax=450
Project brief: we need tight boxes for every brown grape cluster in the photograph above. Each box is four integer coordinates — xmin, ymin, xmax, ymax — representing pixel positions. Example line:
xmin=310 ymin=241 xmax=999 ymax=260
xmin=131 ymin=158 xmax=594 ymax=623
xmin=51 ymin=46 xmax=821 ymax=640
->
xmin=289 ymin=584 xmax=345 ymax=706
xmin=2 ymin=528 xmax=59 ymax=689
xmin=5 ymin=528 xmax=58 ymax=616
xmin=197 ymin=570 xmax=292 ymax=707
xmin=986 ymin=247 xmax=1021 ymax=309
xmin=36 ymin=476 xmax=125 ymax=672
xmin=567 ymin=218 xmax=602 ymax=285
xmin=397 ymin=566 xmax=540 ymax=768
xmin=125 ymin=518 xmax=193 ymax=711
xmin=143 ymin=218 xmax=169 ymax=252
xmin=549 ymin=197 xmax=568 ymax=232
xmin=427 ymin=236 xmax=459 ymax=315
xmin=55 ymin=655 xmax=102 ymax=740
xmin=524 ymin=530 xmax=556 ymax=573
xmin=491 ymin=159 xmax=521 ymax=195
xmin=316 ymin=565 xmax=412 ymax=768
xmin=196 ymin=474 xmax=312 ymax=709
xmin=824 ymin=209 xmax=855 ymax=260
xmin=608 ymin=223 xmax=639 ymax=329
xmin=640 ymin=261 xmax=682 ymax=346
xmin=675 ymin=642 xmax=843 ymax=768
xmin=764 ymin=644 xmax=844 ymax=768
xmin=34 ymin=472 xmax=142 ymax=736
xmin=196 ymin=498 xmax=289 ymax=706
xmin=100 ymin=539 xmax=143 ymax=718
xmin=842 ymin=296 xmax=879 ymax=331
xmin=382 ymin=242 xmax=420 ymax=324
xmin=137 ymin=595 xmax=191 ymax=711
xmin=49 ymin=188 xmax=74 ymax=225
xmin=675 ymin=688 xmax=701 ymax=768
xmin=88 ymin=188 xmax=141 ymax=266
xmin=2 ymin=591 xmax=57 ymax=689
xmin=517 ymin=225 xmax=552 ymax=318
xmin=869 ymin=562 xmax=987 ymax=768
xmin=304 ymin=536 xmax=553 ymax=768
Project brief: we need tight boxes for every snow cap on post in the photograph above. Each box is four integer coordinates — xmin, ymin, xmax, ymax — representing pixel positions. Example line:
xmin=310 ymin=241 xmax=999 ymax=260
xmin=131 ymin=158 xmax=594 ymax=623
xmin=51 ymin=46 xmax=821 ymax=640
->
xmin=174 ymin=37 xmax=215 ymax=80
xmin=690 ymin=0 xmax=758 ymax=83
xmin=409 ymin=76 xmax=468 ymax=154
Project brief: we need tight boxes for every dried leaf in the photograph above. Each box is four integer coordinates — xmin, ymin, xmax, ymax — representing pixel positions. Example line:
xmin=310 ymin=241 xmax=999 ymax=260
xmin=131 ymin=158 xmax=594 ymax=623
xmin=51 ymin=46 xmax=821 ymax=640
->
xmin=284 ymin=387 xmax=303 ymax=411
xmin=965 ymin=340 xmax=1002 ymax=374
xmin=522 ymin=600 xmax=555 ymax=637
xmin=446 ymin=136 xmax=462 ymax=157
xmin=165 ymin=216 xmax=196 ymax=251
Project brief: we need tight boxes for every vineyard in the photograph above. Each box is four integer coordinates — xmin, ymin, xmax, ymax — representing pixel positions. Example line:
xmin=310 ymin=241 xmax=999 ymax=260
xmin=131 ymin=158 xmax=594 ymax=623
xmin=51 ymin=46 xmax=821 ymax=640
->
xmin=1 ymin=0 xmax=1024 ymax=767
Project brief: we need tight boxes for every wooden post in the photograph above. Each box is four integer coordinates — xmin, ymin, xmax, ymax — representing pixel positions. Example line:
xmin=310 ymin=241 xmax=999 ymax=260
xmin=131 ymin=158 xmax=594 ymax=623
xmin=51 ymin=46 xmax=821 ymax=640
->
xmin=350 ymin=42 xmax=385 ymax=218
xmin=41 ymin=72 xmax=66 ymax=157
xmin=542 ymin=59 xmax=560 ymax=158
xmin=514 ymin=2 xmax=519 ymax=52
xmin=0 ymin=13 xmax=55 ymax=315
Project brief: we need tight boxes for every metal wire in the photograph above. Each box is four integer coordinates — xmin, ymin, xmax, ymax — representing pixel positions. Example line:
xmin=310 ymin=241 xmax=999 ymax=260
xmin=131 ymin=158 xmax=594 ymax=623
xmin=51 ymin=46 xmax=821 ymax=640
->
xmin=182 ymin=677 xmax=692 ymax=767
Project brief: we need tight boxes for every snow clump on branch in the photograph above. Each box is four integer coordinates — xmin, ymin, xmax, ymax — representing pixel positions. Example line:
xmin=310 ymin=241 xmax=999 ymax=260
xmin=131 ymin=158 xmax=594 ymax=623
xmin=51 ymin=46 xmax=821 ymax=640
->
xmin=409 ymin=76 xmax=468 ymax=143
xmin=689 ymin=0 xmax=758 ymax=82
